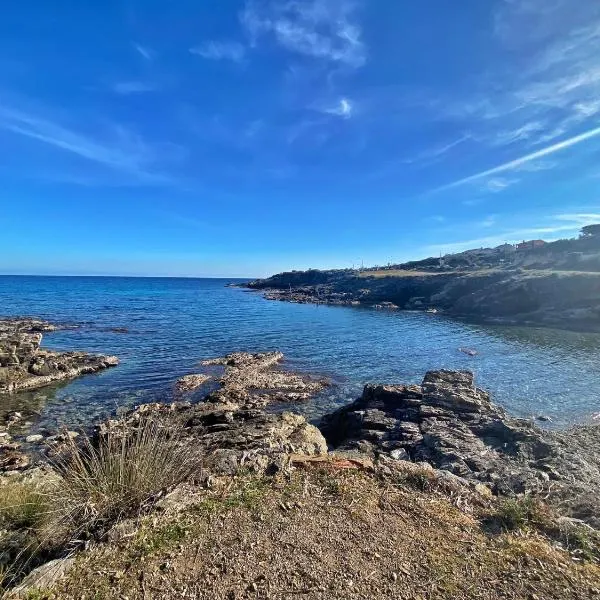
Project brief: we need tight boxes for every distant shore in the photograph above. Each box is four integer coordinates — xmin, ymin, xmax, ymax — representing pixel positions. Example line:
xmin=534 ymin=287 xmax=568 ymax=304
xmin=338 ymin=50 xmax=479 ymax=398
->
xmin=243 ymin=267 xmax=600 ymax=333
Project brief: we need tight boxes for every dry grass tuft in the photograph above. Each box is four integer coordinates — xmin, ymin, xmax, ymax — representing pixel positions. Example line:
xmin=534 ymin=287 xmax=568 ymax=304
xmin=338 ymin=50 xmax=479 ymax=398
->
xmin=0 ymin=417 xmax=202 ymax=593
xmin=49 ymin=417 xmax=203 ymax=538
xmin=0 ymin=482 xmax=49 ymax=531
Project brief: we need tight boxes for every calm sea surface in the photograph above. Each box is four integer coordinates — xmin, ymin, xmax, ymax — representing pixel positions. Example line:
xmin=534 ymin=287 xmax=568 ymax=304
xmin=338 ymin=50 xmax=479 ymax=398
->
xmin=1 ymin=275 xmax=599 ymax=431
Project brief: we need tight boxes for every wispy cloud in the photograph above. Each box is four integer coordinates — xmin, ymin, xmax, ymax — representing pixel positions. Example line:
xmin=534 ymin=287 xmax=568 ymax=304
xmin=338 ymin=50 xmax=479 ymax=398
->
xmin=404 ymin=135 xmax=471 ymax=165
xmin=0 ymin=104 xmax=171 ymax=184
xmin=434 ymin=125 xmax=600 ymax=193
xmin=425 ymin=213 xmax=600 ymax=255
xmin=190 ymin=41 xmax=246 ymax=62
xmin=321 ymin=97 xmax=353 ymax=118
xmin=132 ymin=43 xmax=153 ymax=61
xmin=483 ymin=177 xmax=519 ymax=193
xmin=240 ymin=0 xmax=366 ymax=68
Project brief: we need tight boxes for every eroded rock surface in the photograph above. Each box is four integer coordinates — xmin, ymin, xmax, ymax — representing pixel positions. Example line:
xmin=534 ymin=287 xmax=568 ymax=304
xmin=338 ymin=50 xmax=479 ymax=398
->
xmin=0 ymin=318 xmax=119 ymax=394
xmin=200 ymin=351 xmax=329 ymax=406
xmin=320 ymin=369 xmax=600 ymax=527
xmin=101 ymin=352 xmax=329 ymax=476
xmin=175 ymin=373 xmax=211 ymax=393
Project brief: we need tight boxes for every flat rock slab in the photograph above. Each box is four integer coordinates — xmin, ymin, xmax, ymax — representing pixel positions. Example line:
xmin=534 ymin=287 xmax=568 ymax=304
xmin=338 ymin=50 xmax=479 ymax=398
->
xmin=7 ymin=557 xmax=75 ymax=598
xmin=0 ymin=317 xmax=119 ymax=393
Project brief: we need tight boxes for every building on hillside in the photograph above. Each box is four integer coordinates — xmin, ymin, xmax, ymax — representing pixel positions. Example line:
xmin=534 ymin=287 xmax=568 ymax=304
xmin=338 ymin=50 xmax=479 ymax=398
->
xmin=516 ymin=239 xmax=547 ymax=251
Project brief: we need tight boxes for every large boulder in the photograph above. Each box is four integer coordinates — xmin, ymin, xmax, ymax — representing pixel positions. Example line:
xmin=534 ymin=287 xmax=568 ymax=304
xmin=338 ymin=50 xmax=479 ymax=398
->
xmin=320 ymin=370 xmax=600 ymax=527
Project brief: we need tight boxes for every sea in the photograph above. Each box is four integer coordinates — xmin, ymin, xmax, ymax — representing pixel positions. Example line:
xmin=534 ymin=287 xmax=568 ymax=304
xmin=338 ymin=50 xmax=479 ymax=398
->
xmin=1 ymin=275 xmax=599 ymax=432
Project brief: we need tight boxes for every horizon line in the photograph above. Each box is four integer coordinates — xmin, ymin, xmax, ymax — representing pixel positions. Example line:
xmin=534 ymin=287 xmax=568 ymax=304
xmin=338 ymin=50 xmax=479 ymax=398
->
xmin=0 ymin=273 xmax=255 ymax=280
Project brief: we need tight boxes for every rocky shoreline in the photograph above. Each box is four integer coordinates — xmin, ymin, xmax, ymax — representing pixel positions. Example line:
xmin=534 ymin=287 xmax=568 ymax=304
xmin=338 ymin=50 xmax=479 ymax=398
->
xmin=6 ymin=348 xmax=600 ymax=528
xmin=321 ymin=369 xmax=600 ymax=528
xmin=4 ymin=347 xmax=600 ymax=597
xmin=0 ymin=318 xmax=119 ymax=394
xmin=245 ymin=269 xmax=600 ymax=331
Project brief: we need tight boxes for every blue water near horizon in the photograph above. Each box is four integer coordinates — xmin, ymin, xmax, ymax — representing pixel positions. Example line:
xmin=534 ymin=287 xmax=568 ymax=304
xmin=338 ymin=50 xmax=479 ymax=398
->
xmin=1 ymin=275 xmax=600 ymax=432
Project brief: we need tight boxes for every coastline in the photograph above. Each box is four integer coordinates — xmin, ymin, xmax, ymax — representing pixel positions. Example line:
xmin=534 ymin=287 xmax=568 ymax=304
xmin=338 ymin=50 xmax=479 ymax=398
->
xmin=242 ymin=268 xmax=600 ymax=333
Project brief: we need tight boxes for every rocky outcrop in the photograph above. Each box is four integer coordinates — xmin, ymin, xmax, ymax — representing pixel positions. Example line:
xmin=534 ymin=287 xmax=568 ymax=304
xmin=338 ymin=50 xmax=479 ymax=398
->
xmin=320 ymin=370 xmax=600 ymax=527
xmin=100 ymin=352 xmax=329 ymax=476
xmin=0 ymin=318 xmax=119 ymax=393
xmin=200 ymin=351 xmax=329 ymax=406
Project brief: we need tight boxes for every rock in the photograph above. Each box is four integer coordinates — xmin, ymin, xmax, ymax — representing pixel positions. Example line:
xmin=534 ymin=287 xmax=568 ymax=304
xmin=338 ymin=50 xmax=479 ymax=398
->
xmin=200 ymin=351 xmax=329 ymax=407
xmin=25 ymin=434 xmax=44 ymax=443
xmin=98 ymin=352 xmax=329 ymax=477
xmin=390 ymin=448 xmax=409 ymax=461
xmin=0 ymin=443 xmax=30 ymax=471
xmin=175 ymin=373 xmax=211 ymax=393
xmin=320 ymin=370 xmax=600 ymax=528
xmin=0 ymin=317 xmax=119 ymax=393
xmin=7 ymin=557 xmax=75 ymax=598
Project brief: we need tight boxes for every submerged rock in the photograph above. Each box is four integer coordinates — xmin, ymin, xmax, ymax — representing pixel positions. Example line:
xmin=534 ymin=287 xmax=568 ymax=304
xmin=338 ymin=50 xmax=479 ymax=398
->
xmin=320 ymin=369 xmax=600 ymax=527
xmin=0 ymin=318 xmax=119 ymax=393
xmin=175 ymin=373 xmax=211 ymax=393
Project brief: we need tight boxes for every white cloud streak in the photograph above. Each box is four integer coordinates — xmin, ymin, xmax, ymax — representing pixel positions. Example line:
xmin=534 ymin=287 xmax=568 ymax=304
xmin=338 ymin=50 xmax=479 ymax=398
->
xmin=190 ymin=41 xmax=246 ymax=62
xmin=132 ymin=43 xmax=153 ymax=61
xmin=0 ymin=104 xmax=170 ymax=184
xmin=434 ymin=125 xmax=600 ymax=193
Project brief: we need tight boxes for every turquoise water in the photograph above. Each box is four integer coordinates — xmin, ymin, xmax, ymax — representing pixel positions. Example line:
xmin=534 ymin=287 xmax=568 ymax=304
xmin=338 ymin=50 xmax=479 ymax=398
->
xmin=1 ymin=275 xmax=600 ymax=431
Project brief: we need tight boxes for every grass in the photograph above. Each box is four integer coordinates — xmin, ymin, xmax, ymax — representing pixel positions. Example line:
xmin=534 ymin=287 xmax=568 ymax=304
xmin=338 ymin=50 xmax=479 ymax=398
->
xmin=50 ymin=417 xmax=203 ymax=538
xmin=133 ymin=522 xmax=190 ymax=556
xmin=492 ymin=495 xmax=552 ymax=531
xmin=488 ymin=495 xmax=600 ymax=563
xmin=0 ymin=482 xmax=49 ymax=530
xmin=0 ymin=416 xmax=203 ymax=593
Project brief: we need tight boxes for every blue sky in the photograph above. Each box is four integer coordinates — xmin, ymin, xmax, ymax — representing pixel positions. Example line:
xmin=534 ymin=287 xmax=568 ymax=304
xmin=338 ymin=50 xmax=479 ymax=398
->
xmin=2 ymin=0 xmax=600 ymax=277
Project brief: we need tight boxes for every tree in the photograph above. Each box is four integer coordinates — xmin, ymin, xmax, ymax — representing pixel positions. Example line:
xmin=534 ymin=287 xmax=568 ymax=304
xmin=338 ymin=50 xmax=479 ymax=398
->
xmin=581 ymin=224 xmax=600 ymax=237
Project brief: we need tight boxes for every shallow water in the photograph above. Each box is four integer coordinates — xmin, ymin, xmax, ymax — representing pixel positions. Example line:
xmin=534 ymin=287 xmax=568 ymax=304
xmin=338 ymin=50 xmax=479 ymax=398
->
xmin=1 ymin=275 xmax=600 ymax=431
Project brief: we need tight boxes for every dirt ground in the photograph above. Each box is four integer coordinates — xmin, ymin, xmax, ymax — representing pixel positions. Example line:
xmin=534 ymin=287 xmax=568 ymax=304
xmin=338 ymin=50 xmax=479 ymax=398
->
xmin=40 ymin=459 xmax=600 ymax=600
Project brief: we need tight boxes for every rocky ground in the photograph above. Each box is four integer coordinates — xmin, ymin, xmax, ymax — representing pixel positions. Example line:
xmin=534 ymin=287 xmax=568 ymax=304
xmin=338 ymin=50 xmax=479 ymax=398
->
xmin=26 ymin=462 xmax=600 ymax=599
xmin=321 ymin=369 xmax=600 ymax=529
xmin=4 ymin=352 xmax=600 ymax=598
xmin=0 ymin=318 xmax=118 ymax=394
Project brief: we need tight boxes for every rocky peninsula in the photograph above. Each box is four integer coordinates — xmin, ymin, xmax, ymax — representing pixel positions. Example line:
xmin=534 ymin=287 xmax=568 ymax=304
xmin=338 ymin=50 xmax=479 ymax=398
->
xmin=244 ymin=231 xmax=600 ymax=331
xmin=0 ymin=318 xmax=118 ymax=394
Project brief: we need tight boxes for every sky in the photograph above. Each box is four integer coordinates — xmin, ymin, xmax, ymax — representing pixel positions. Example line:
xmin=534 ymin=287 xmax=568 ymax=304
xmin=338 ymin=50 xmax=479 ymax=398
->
xmin=2 ymin=0 xmax=600 ymax=277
